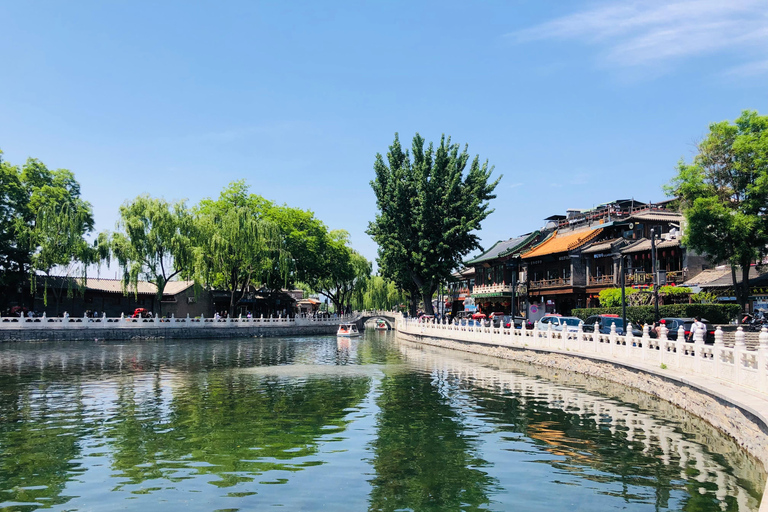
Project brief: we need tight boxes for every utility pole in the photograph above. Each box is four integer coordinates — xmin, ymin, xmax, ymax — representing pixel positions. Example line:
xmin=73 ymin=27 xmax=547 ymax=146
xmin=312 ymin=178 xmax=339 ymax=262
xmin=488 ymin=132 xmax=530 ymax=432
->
xmin=650 ymin=228 xmax=660 ymax=321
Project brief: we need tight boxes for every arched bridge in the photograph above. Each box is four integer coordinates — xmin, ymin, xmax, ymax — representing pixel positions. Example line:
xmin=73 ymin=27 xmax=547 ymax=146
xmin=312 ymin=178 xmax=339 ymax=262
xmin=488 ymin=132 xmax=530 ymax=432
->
xmin=353 ymin=310 xmax=401 ymax=331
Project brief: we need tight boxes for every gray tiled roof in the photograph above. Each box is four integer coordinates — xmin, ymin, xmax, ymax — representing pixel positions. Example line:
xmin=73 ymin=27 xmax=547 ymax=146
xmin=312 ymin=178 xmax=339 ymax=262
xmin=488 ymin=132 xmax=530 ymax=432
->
xmin=465 ymin=233 xmax=536 ymax=265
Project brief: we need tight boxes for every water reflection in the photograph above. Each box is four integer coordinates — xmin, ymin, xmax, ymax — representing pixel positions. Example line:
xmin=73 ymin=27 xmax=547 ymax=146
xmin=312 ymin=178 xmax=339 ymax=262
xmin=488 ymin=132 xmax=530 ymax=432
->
xmin=394 ymin=339 xmax=765 ymax=511
xmin=0 ymin=334 xmax=762 ymax=511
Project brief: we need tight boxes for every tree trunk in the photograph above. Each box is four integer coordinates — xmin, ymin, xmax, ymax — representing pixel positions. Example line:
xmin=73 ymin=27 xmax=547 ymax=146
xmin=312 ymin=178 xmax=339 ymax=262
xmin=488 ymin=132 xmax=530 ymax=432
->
xmin=421 ymin=284 xmax=437 ymax=315
xmin=740 ymin=260 xmax=751 ymax=315
xmin=409 ymin=293 xmax=418 ymax=317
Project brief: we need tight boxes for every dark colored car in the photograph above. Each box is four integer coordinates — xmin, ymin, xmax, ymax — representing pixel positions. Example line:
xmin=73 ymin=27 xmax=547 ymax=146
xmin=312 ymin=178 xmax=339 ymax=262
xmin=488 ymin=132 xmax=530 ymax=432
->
xmin=582 ymin=314 xmax=642 ymax=336
xmin=660 ymin=318 xmax=715 ymax=343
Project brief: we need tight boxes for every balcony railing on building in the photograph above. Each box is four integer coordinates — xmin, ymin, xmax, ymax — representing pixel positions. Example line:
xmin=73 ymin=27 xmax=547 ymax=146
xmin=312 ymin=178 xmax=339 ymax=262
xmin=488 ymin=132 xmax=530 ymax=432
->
xmin=529 ymin=277 xmax=571 ymax=290
xmin=588 ymin=275 xmax=614 ymax=286
xmin=472 ymin=283 xmax=513 ymax=295
xmin=625 ymin=270 xmax=687 ymax=286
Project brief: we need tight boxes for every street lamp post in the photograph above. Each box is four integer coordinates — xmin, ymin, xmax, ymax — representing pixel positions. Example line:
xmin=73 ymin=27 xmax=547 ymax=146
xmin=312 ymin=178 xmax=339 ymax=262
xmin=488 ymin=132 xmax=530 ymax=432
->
xmin=620 ymin=254 xmax=626 ymax=331
xmin=506 ymin=259 xmax=519 ymax=320
xmin=650 ymin=228 xmax=660 ymax=321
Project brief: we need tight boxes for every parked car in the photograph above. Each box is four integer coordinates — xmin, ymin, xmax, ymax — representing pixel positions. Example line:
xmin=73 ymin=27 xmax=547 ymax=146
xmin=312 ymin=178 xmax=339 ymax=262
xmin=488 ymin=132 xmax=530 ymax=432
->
xmin=582 ymin=314 xmax=626 ymax=335
xmin=536 ymin=315 xmax=583 ymax=333
xmin=659 ymin=317 xmax=715 ymax=343
xmin=490 ymin=312 xmax=511 ymax=328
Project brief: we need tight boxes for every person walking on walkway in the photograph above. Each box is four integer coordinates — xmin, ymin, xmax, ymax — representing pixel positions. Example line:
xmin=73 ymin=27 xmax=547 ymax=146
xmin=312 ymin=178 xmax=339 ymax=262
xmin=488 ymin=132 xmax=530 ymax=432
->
xmin=690 ymin=316 xmax=706 ymax=342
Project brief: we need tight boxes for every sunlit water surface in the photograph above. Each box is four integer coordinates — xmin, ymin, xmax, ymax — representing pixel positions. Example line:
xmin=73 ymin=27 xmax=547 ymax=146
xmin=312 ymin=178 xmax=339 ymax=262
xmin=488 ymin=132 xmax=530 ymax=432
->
xmin=0 ymin=331 xmax=763 ymax=511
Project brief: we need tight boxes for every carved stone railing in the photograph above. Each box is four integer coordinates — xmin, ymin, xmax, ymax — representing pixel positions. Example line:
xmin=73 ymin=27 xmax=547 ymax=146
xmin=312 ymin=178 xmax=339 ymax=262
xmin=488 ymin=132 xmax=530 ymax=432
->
xmin=0 ymin=312 xmax=365 ymax=330
xmin=398 ymin=316 xmax=768 ymax=395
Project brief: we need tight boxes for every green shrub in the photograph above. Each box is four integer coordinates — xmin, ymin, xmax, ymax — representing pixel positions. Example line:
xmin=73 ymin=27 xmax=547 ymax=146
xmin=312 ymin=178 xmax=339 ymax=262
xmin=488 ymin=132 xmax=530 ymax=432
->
xmin=598 ymin=287 xmax=637 ymax=307
xmin=571 ymin=304 xmax=740 ymax=325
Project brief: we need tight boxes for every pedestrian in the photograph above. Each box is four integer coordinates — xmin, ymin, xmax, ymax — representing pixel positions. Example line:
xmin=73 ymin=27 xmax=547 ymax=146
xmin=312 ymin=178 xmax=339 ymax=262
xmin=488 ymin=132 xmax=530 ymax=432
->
xmin=690 ymin=316 xmax=706 ymax=342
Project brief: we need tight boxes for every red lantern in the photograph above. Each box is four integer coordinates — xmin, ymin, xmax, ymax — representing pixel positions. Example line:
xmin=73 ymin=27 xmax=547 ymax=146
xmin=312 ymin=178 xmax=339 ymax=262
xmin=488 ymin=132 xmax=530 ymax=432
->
xmin=671 ymin=250 xmax=675 ymax=256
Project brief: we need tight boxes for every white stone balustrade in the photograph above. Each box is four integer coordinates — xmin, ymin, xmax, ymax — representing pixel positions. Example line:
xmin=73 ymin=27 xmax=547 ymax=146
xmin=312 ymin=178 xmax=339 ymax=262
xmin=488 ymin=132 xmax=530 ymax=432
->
xmin=0 ymin=312 xmax=381 ymax=330
xmin=399 ymin=317 xmax=768 ymax=395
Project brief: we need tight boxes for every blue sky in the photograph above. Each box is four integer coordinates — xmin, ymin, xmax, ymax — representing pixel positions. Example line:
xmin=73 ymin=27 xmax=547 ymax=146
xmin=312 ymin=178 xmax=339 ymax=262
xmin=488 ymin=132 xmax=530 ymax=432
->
xmin=1 ymin=0 xmax=766 ymax=271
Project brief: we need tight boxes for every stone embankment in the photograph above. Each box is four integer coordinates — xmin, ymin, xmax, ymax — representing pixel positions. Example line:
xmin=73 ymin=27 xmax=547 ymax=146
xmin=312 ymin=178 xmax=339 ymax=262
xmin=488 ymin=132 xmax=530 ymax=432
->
xmin=0 ymin=315 xmax=354 ymax=342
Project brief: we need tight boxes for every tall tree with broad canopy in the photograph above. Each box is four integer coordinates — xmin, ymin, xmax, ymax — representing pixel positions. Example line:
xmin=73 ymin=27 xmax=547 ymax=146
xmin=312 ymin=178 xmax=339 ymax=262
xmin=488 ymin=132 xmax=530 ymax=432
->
xmin=666 ymin=110 xmax=768 ymax=314
xmin=109 ymin=195 xmax=195 ymax=316
xmin=367 ymin=133 xmax=500 ymax=315
xmin=0 ymin=152 xmax=95 ymax=312
xmin=193 ymin=183 xmax=291 ymax=317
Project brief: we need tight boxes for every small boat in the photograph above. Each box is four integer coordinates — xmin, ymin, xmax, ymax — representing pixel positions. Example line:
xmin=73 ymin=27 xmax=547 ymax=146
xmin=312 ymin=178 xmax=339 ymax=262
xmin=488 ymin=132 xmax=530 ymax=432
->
xmin=337 ymin=323 xmax=361 ymax=337
xmin=375 ymin=319 xmax=388 ymax=330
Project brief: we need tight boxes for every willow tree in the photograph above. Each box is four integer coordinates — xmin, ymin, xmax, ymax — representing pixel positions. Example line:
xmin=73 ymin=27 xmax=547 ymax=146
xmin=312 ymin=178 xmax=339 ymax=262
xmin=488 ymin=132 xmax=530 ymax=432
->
xmin=194 ymin=186 xmax=290 ymax=317
xmin=0 ymin=153 xmax=94 ymax=312
xmin=110 ymin=195 xmax=195 ymax=316
xmin=27 ymin=202 xmax=100 ymax=314
xmin=367 ymin=133 xmax=500 ymax=315
xmin=666 ymin=110 xmax=768 ymax=313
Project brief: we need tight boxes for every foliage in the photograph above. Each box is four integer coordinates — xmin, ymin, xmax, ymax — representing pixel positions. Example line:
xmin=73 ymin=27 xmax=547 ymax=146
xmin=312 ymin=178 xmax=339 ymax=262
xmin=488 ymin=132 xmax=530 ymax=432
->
xmin=315 ymin=230 xmax=371 ymax=313
xmin=666 ymin=110 xmax=768 ymax=312
xmin=350 ymin=275 xmax=407 ymax=311
xmin=109 ymin=195 xmax=195 ymax=315
xmin=0 ymin=151 xmax=94 ymax=311
xmin=257 ymin=199 xmax=330 ymax=291
xmin=572 ymin=304 xmax=741 ymax=326
xmin=367 ymin=133 xmax=500 ymax=315
xmin=193 ymin=183 xmax=290 ymax=316
xmin=691 ymin=291 xmax=718 ymax=304
xmin=660 ymin=285 xmax=691 ymax=296
xmin=598 ymin=287 xmax=637 ymax=307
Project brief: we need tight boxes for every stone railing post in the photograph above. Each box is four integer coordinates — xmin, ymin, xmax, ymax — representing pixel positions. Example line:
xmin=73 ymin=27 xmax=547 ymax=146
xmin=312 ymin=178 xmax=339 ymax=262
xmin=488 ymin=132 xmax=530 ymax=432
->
xmin=693 ymin=323 xmax=706 ymax=373
xmin=576 ymin=323 xmax=584 ymax=351
xmin=625 ymin=322 xmax=634 ymax=356
xmin=657 ymin=324 xmax=667 ymax=365
xmin=713 ymin=326 xmax=724 ymax=379
xmin=593 ymin=322 xmax=600 ymax=352
xmin=641 ymin=324 xmax=650 ymax=361
xmin=545 ymin=321 xmax=553 ymax=348
xmin=609 ymin=322 xmax=617 ymax=356
xmin=735 ymin=327 xmax=746 ymax=386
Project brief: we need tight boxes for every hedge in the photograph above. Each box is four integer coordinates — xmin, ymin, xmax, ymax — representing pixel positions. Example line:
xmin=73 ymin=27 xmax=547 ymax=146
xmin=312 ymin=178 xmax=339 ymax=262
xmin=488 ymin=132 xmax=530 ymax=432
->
xmin=571 ymin=304 xmax=741 ymax=326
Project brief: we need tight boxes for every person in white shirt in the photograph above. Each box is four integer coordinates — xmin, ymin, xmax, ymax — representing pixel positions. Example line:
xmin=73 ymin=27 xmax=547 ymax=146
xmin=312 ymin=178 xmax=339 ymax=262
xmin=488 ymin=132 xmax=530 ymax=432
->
xmin=690 ymin=316 xmax=706 ymax=341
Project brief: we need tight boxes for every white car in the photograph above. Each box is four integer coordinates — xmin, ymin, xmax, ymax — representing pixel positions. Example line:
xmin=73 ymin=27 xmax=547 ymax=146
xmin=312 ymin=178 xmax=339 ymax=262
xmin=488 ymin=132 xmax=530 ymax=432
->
xmin=536 ymin=315 xmax=583 ymax=333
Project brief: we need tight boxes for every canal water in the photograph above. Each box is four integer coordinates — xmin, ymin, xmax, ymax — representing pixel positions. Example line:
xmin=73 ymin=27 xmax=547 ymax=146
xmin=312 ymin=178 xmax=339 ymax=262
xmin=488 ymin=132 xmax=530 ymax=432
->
xmin=0 ymin=331 xmax=764 ymax=511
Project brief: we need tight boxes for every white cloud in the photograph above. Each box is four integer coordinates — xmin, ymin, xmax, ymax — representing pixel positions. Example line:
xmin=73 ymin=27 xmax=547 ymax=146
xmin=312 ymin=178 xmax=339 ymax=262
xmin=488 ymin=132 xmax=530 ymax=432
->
xmin=726 ymin=58 xmax=768 ymax=77
xmin=510 ymin=0 xmax=768 ymax=68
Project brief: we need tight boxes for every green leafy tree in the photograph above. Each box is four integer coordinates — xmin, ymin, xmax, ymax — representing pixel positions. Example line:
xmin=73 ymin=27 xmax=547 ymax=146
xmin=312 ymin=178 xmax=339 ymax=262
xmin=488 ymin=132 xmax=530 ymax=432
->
xmin=367 ymin=133 xmax=500 ymax=315
xmin=109 ymin=195 xmax=195 ymax=316
xmin=666 ymin=110 xmax=768 ymax=313
xmin=351 ymin=275 xmax=407 ymax=311
xmin=0 ymin=152 xmax=94 ymax=312
xmin=257 ymin=201 xmax=331 ymax=292
xmin=316 ymin=230 xmax=371 ymax=313
xmin=193 ymin=183 xmax=290 ymax=316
